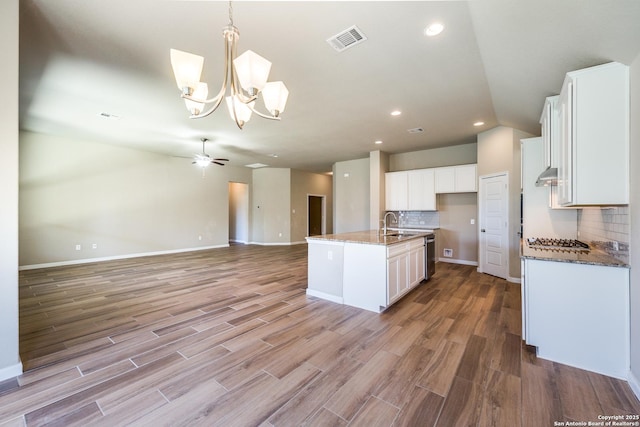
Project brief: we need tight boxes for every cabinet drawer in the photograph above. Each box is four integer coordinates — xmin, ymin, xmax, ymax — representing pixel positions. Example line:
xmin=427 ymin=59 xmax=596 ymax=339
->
xmin=387 ymin=242 xmax=409 ymax=258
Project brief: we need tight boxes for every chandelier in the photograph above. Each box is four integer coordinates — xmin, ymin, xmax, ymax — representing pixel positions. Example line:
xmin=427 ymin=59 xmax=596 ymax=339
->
xmin=170 ymin=1 xmax=289 ymax=129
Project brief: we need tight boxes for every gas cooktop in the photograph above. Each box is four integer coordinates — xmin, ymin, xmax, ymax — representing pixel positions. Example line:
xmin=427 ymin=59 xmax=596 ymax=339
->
xmin=526 ymin=237 xmax=590 ymax=252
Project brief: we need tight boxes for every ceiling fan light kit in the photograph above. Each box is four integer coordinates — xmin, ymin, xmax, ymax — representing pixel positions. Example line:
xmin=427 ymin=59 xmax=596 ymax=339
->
xmin=170 ymin=0 xmax=288 ymax=129
xmin=192 ymin=138 xmax=229 ymax=169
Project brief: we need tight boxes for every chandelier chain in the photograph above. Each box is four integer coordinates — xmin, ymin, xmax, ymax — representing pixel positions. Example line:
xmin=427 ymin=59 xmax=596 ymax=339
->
xmin=228 ymin=0 xmax=233 ymax=26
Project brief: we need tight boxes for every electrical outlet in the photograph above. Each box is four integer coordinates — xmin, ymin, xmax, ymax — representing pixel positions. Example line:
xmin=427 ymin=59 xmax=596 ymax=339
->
xmin=75 ymin=244 xmax=81 ymax=251
xmin=328 ymin=250 xmax=333 ymax=260
xmin=198 ymin=235 xmax=202 ymax=241
xmin=470 ymin=219 xmax=475 ymax=225
xmin=443 ymin=248 xmax=453 ymax=257
xmin=278 ymin=232 xmax=282 ymax=237
xmin=92 ymin=243 xmax=97 ymax=249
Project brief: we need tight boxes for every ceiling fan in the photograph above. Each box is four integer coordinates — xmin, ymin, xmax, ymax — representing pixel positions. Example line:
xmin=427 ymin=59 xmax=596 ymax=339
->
xmin=193 ymin=138 xmax=229 ymax=168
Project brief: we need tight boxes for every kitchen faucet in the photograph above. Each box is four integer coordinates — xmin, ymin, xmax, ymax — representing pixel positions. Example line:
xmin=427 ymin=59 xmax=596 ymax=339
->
xmin=382 ymin=211 xmax=397 ymax=235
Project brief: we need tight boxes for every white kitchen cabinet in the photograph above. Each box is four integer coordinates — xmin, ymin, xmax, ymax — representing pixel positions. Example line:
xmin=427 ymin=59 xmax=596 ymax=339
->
xmin=385 ymin=169 xmax=436 ymax=211
xmin=387 ymin=249 xmax=409 ymax=304
xmin=557 ymin=62 xmax=629 ymax=206
xmin=522 ymin=258 xmax=629 ymax=379
xmin=539 ymin=95 xmax=559 ymax=171
xmin=408 ymin=238 xmax=426 ymax=288
xmin=385 ymin=171 xmax=408 ymax=211
xmin=435 ymin=164 xmax=477 ymax=193
xmin=407 ymin=169 xmax=436 ymax=211
xmin=336 ymin=237 xmax=426 ymax=312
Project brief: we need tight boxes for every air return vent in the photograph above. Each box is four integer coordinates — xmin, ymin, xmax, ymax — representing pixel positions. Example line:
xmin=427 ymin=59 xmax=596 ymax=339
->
xmin=326 ymin=25 xmax=367 ymax=52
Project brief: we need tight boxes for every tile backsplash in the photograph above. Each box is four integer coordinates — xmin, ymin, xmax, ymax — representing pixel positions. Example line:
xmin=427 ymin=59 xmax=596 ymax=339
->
xmin=577 ymin=206 xmax=629 ymax=263
xmin=385 ymin=211 xmax=440 ymax=229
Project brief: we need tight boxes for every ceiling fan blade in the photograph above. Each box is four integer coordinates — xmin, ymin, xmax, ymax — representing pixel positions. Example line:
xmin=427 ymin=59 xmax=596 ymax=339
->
xmin=212 ymin=161 xmax=226 ymax=166
xmin=213 ymin=158 xmax=229 ymax=162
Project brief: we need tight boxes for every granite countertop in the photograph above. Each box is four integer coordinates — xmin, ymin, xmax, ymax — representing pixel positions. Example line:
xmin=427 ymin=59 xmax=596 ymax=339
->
xmin=306 ymin=230 xmax=429 ymax=246
xmin=521 ymin=243 xmax=629 ymax=268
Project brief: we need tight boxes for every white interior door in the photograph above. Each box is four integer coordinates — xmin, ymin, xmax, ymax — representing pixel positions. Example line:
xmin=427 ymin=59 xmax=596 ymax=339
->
xmin=479 ymin=173 xmax=508 ymax=279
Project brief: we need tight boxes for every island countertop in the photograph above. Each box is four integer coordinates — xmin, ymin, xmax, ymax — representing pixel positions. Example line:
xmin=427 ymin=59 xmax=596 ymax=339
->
xmin=306 ymin=230 xmax=431 ymax=246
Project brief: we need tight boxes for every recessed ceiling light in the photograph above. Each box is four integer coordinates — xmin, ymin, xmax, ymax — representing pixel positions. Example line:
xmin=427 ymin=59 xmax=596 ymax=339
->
xmin=390 ymin=110 xmax=402 ymax=116
xmin=425 ymin=23 xmax=444 ymax=37
xmin=473 ymin=121 xmax=485 ymax=127
xmin=374 ymin=140 xmax=383 ymax=145
xmin=269 ymin=154 xmax=279 ymax=158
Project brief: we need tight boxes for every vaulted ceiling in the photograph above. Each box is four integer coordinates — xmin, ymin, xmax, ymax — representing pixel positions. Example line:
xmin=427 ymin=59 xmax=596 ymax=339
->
xmin=19 ymin=0 xmax=640 ymax=173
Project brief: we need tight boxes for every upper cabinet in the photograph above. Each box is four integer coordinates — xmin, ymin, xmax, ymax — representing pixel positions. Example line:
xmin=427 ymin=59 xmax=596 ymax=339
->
xmin=385 ymin=171 xmax=408 ymax=211
xmin=435 ymin=164 xmax=477 ymax=193
xmin=385 ymin=163 xmax=477 ymax=211
xmin=407 ymin=169 xmax=436 ymax=211
xmin=540 ymin=95 xmax=559 ymax=170
xmin=557 ymin=62 xmax=629 ymax=206
xmin=385 ymin=169 xmax=436 ymax=211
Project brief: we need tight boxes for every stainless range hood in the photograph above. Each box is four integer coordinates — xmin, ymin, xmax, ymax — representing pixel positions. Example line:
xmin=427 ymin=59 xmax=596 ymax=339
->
xmin=535 ymin=167 xmax=558 ymax=186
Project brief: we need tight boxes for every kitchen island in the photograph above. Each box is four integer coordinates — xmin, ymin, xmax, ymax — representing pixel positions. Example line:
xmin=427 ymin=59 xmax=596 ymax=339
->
xmin=306 ymin=230 xmax=429 ymax=313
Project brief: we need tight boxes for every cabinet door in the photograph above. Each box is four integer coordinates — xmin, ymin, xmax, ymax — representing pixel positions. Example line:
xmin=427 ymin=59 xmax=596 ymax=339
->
xmin=385 ymin=171 xmax=408 ymax=211
xmin=407 ymin=169 xmax=436 ymax=210
xmin=409 ymin=246 xmax=425 ymax=287
xmin=558 ymin=77 xmax=573 ymax=206
xmin=387 ymin=255 xmax=400 ymax=303
xmin=434 ymin=167 xmax=455 ymax=193
xmin=454 ymin=164 xmax=477 ymax=192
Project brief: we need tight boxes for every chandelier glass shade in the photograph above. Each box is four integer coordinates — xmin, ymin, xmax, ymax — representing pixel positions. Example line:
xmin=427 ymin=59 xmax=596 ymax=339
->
xmin=170 ymin=2 xmax=288 ymax=129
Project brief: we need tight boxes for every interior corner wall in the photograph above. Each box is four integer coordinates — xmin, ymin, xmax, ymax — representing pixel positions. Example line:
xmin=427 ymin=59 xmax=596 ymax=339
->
xmin=369 ymin=150 xmax=390 ymax=230
xmin=333 ymin=158 xmax=370 ymax=234
xmin=477 ymin=126 xmax=533 ymax=281
xmin=251 ymin=168 xmax=291 ymax=244
xmin=19 ymin=131 xmax=253 ymax=267
xmin=0 ymin=0 xmax=22 ymax=381
xmin=437 ymin=193 xmax=478 ymax=264
xmin=628 ymin=53 xmax=640 ymax=396
xmin=290 ymin=169 xmax=333 ymax=243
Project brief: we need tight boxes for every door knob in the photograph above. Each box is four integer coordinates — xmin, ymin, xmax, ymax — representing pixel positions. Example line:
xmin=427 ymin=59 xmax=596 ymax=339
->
xmin=481 ymin=229 xmax=486 ymax=232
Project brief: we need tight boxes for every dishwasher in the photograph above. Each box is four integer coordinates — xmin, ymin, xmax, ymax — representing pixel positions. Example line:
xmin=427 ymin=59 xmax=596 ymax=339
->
xmin=425 ymin=233 xmax=436 ymax=279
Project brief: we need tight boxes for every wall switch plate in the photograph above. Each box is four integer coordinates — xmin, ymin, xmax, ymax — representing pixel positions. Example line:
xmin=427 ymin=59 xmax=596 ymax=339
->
xmin=470 ymin=219 xmax=475 ymax=225
xmin=92 ymin=243 xmax=97 ymax=249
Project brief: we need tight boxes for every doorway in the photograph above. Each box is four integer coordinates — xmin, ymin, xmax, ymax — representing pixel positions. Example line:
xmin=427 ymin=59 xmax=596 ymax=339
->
xmin=307 ymin=195 xmax=325 ymax=236
xmin=479 ymin=173 xmax=509 ymax=279
xmin=229 ymin=182 xmax=249 ymax=243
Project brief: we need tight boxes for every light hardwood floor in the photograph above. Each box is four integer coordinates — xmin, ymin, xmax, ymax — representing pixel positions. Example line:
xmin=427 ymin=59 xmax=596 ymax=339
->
xmin=1 ymin=244 xmax=638 ymax=426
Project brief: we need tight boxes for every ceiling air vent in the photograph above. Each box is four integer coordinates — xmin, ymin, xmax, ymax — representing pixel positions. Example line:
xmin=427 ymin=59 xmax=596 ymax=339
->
xmin=407 ymin=128 xmax=424 ymax=134
xmin=326 ymin=25 xmax=367 ymax=52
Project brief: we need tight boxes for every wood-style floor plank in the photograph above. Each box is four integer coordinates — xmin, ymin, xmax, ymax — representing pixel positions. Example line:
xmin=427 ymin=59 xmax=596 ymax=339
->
xmin=0 ymin=244 xmax=635 ymax=426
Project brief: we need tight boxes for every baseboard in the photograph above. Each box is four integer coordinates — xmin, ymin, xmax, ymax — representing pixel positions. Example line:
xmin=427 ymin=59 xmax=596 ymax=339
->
xmin=229 ymin=239 xmax=249 ymax=244
xmin=629 ymin=370 xmax=640 ymax=401
xmin=0 ymin=361 xmax=22 ymax=383
xmin=249 ymin=241 xmax=307 ymax=246
xmin=19 ymin=244 xmax=230 ymax=270
xmin=507 ymin=276 xmax=522 ymax=284
xmin=306 ymin=289 xmax=343 ymax=305
xmin=438 ymin=258 xmax=478 ymax=266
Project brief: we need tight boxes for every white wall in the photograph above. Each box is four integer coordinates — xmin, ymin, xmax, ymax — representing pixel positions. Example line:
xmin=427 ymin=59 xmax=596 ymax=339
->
xmin=333 ymin=158 xmax=370 ymax=233
xmin=19 ymin=132 xmax=253 ymax=267
xmin=251 ymin=168 xmax=291 ymax=244
xmin=0 ymin=0 xmax=22 ymax=381
xmin=629 ymin=53 xmax=640 ymax=397
xmin=369 ymin=150 xmax=389 ymax=230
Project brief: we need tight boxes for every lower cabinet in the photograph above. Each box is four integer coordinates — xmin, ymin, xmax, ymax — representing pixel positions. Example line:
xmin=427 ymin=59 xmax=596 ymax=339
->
xmin=522 ymin=258 xmax=629 ymax=378
xmin=343 ymin=238 xmax=426 ymax=312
